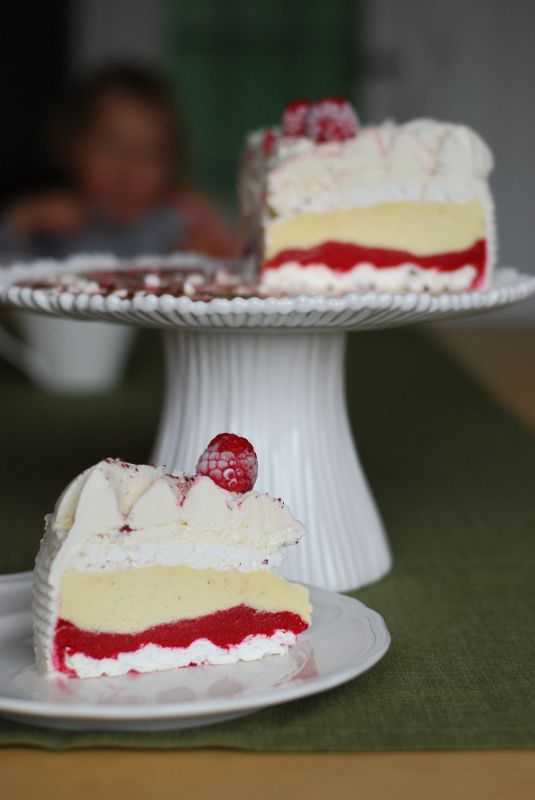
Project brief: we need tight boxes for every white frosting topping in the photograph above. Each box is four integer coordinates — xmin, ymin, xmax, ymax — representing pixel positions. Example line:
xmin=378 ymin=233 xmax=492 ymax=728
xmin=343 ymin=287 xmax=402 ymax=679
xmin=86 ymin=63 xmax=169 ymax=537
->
xmin=45 ymin=459 xmax=304 ymax=576
xmin=240 ymin=118 xmax=494 ymax=220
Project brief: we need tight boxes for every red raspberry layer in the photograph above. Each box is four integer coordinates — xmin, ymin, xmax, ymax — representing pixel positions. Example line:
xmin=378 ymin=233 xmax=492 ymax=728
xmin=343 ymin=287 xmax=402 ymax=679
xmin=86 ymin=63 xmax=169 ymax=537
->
xmin=263 ymin=239 xmax=488 ymax=289
xmin=53 ymin=605 xmax=308 ymax=675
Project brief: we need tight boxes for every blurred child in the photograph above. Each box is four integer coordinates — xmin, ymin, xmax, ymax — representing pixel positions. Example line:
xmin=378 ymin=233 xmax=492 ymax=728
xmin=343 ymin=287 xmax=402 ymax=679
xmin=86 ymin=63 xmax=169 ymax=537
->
xmin=0 ymin=65 xmax=241 ymax=261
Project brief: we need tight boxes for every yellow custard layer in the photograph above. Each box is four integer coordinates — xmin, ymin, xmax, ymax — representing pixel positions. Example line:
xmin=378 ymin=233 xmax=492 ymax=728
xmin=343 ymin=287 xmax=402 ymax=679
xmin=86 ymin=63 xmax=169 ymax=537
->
xmin=60 ymin=566 xmax=312 ymax=633
xmin=265 ymin=200 xmax=486 ymax=259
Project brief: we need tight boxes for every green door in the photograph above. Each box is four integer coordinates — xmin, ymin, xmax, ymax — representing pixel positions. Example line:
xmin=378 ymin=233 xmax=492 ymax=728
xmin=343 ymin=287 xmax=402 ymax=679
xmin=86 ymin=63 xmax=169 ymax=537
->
xmin=166 ymin=0 xmax=359 ymax=207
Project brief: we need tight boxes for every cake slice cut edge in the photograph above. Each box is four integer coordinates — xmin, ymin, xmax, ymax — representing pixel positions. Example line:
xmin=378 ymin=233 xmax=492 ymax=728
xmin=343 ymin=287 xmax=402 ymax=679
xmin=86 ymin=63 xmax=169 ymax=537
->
xmin=33 ymin=434 xmax=311 ymax=679
xmin=50 ymin=564 xmax=311 ymax=677
xmin=240 ymin=101 xmax=497 ymax=294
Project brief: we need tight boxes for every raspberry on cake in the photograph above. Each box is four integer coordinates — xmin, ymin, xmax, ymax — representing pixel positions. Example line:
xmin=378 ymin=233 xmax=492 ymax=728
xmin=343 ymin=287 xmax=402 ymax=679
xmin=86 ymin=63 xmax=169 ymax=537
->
xmin=240 ymin=97 xmax=496 ymax=294
xmin=33 ymin=435 xmax=311 ymax=678
xmin=196 ymin=432 xmax=258 ymax=493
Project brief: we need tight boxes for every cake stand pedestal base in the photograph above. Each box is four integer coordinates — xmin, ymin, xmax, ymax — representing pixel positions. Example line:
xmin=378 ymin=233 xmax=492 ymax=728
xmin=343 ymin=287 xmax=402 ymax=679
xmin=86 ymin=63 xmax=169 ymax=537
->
xmin=152 ymin=329 xmax=392 ymax=591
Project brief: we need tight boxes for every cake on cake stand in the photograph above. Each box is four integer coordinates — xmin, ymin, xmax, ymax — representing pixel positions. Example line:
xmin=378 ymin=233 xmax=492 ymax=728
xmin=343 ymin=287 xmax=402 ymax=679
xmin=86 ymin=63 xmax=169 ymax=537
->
xmin=2 ymin=255 xmax=534 ymax=591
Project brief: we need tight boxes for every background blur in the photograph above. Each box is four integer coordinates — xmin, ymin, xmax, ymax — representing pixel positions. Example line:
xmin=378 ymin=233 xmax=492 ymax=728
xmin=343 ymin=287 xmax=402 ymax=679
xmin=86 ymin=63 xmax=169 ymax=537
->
xmin=0 ymin=0 xmax=533 ymax=320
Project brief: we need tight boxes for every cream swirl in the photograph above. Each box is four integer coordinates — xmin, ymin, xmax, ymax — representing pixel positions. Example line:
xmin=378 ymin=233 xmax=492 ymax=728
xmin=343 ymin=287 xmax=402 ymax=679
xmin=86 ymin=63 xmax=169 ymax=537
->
xmin=43 ymin=459 xmax=304 ymax=575
xmin=241 ymin=118 xmax=494 ymax=220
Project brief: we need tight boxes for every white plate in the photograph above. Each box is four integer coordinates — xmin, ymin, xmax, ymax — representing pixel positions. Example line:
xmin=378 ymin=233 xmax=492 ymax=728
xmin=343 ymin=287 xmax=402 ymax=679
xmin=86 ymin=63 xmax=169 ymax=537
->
xmin=0 ymin=254 xmax=534 ymax=330
xmin=0 ymin=573 xmax=390 ymax=731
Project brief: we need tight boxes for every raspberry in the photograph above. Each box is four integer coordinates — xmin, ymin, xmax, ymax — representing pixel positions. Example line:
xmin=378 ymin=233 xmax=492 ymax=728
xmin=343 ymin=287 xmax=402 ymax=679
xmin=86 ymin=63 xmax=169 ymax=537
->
xmin=306 ymin=97 xmax=359 ymax=143
xmin=195 ymin=433 xmax=258 ymax=493
xmin=281 ymin=99 xmax=312 ymax=136
xmin=263 ymin=128 xmax=277 ymax=155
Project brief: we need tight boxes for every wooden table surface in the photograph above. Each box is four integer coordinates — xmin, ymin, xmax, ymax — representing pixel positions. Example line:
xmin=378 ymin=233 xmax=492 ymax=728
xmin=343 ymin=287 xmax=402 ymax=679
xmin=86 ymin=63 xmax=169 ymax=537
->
xmin=2 ymin=327 xmax=535 ymax=800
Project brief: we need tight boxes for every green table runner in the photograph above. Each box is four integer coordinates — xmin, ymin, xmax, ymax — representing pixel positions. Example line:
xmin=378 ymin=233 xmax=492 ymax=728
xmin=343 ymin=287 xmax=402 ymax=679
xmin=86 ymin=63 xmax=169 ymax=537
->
xmin=0 ymin=329 xmax=533 ymax=750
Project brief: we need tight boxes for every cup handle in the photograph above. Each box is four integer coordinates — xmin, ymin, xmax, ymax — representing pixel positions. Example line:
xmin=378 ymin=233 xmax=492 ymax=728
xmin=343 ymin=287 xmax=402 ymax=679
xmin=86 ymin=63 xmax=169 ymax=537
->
xmin=0 ymin=320 xmax=51 ymax=381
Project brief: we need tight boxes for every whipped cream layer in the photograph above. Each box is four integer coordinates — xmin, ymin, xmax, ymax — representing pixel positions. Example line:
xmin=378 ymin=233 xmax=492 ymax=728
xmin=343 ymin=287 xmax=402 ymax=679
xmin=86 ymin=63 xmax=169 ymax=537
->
xmin=41 ymin=459 xmax=303 ymax=575
xmin=241 ymin=119 xmax=494 ymax=220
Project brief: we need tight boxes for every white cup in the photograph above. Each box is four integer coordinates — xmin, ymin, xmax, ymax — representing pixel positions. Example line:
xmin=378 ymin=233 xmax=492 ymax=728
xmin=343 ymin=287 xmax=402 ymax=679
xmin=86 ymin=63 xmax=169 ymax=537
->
xmin=0 ymin=312 xmax=135 ymax=393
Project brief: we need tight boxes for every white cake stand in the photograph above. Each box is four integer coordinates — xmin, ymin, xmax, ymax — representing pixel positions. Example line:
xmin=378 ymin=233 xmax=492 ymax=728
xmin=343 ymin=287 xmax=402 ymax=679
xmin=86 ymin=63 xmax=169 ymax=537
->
xmin=2 ymin=255 xmax=534 ymax=591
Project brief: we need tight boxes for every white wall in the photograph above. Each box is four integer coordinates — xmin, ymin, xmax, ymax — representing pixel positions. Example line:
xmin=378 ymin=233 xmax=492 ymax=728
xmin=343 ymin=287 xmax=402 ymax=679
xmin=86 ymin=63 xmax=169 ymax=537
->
xmin=70 ymin=0 xmax=168 ymax=74
xmin=361 ymin=0 xmax=535 ymax=323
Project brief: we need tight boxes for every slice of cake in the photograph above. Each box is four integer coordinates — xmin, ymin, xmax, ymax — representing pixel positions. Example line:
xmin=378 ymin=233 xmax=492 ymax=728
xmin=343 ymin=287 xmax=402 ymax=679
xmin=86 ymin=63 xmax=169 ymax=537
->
xmin=240 ymin=97 xmax=496 ymax=294
xmin=33 ymin=433 xmax=311 ymax=678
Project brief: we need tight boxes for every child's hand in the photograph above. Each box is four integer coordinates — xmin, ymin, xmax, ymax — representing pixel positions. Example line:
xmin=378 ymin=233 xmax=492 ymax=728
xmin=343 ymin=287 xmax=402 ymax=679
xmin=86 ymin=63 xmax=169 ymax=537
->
xmin=174 ymin=190 xmax=243 ymax=259
xmin=8 ymin=193 xmax=89 ymax=237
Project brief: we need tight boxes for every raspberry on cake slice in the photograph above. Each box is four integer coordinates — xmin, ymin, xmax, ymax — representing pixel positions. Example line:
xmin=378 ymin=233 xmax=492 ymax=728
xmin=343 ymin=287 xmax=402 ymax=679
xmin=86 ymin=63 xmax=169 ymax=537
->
xmin=239 ymin=97 xmax=496 ymax=294
xmin=33 ymin=434 xmax=311 ymax=678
